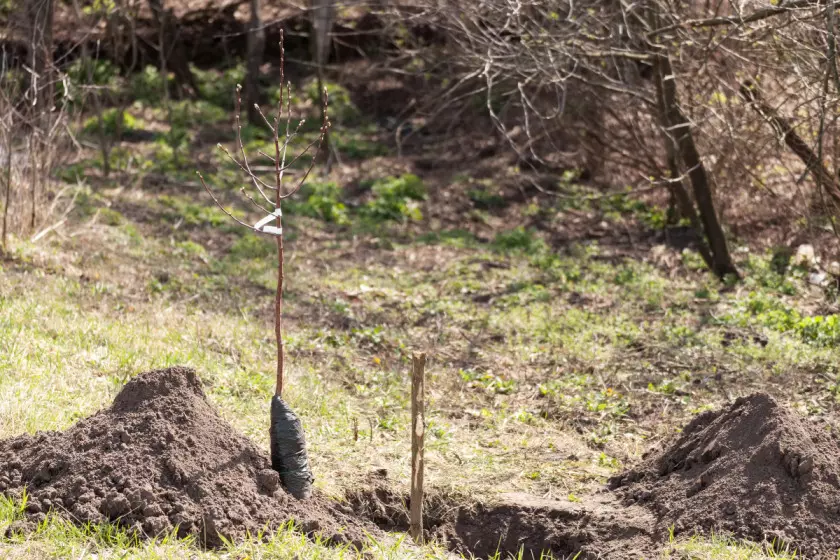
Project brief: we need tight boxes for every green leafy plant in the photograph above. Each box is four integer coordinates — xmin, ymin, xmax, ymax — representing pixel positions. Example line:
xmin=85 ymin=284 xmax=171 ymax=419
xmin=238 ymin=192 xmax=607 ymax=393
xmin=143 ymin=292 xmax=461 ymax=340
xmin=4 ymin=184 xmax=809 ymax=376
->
xmin=722 ymin=291 xmax=840 ymax=347
xmin=83 ymin=109 xmax=137 ymax=136
xmin=288 ymin=181 xmax=349 ymax=225
xmin=129 ymin=66 xmax=168 ymax=103
xmin=74 ymin=58 xmax=118 ymax=86
xmin=332 ymin=131 xmax=388 ymax=159
xmin=191 ymin=64 xmax=246 ymax=109
xmin=361 ymin=174 xmax=427 ymax=223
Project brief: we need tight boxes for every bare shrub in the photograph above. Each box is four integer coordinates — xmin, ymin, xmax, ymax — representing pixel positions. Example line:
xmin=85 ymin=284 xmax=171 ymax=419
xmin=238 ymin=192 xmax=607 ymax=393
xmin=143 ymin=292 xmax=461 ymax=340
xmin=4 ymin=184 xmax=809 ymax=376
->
xmin=1 ymin=3 xmax=77 ymax=253
xmin=401 ymin=0 xmax=840 ymax=274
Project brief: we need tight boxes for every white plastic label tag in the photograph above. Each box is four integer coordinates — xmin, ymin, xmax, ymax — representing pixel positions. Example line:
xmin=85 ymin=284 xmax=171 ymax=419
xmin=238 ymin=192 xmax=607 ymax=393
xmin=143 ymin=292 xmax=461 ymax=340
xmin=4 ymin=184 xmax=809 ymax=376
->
xmin=254 ymin=208 xmax=283 ymax=235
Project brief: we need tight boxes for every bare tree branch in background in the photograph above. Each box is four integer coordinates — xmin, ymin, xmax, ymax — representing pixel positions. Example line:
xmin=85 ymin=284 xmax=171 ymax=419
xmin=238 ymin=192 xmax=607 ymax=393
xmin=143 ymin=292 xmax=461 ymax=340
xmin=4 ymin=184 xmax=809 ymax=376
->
xmin=310 ymin=0 xmax=336 ymax=169
xmin=245 ymin=0 xmax=265 ymax=125
xmin=409 ymin=0 xmax=840 ymax=277
xmin=740 ymin=79 xmax=840 ymax=210
xmin=148 ymin=0 xmax=199 ymax=98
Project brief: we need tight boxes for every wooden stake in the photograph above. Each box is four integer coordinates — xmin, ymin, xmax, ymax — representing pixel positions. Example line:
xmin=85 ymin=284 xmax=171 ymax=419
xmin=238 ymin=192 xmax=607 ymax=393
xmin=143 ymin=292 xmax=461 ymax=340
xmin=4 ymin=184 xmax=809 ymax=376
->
xmin=410 ymin=353 xmax=426 ymax=544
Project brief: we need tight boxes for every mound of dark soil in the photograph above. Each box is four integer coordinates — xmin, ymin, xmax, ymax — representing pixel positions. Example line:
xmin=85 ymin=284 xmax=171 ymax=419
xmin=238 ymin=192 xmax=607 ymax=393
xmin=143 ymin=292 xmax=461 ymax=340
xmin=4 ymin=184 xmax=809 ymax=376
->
xmin=0 ymin=367 xmax=374 ymax=547
xmin=611 ymin=393 xmax=840 ymax=558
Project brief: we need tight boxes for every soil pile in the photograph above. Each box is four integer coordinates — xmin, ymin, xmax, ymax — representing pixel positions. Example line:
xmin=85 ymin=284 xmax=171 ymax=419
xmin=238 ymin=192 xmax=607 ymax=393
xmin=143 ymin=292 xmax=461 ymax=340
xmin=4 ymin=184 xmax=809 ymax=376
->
xmin=611 ymin=393 xmax=840 ymax=558
xmin=0 ymin=367 xmax=373 ymax=547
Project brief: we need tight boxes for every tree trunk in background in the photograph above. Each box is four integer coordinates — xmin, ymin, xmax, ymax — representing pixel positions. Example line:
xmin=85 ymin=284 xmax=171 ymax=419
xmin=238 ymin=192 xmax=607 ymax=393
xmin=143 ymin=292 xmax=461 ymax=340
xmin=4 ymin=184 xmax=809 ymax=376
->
xmin=310 ymin=0 xmax=334 ymax=164
xmin=310 ymin=0 xmax=334 ymax=69
xmin=652 ymin=53 xmax=715 ymax=270
xmin=245 ymin=0 xmax=265 ymax=125
xmin=655 ymin=53 xmax=739 ymax=279
xmin=24 ymin=0 xmax=54 ymax=232
xmin=1 ymin=132 xmax=11 ymax=253
xmin=148 ymin=0 xmax=200 ymax=98
xmin=25 ymin=0 xmax=54 ymax=114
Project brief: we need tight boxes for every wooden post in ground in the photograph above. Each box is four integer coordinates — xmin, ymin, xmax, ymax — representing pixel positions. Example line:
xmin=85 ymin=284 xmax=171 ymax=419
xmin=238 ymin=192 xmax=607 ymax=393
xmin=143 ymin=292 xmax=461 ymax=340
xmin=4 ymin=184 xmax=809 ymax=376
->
xmin=410 ymin=353 xmax=426 ymax=544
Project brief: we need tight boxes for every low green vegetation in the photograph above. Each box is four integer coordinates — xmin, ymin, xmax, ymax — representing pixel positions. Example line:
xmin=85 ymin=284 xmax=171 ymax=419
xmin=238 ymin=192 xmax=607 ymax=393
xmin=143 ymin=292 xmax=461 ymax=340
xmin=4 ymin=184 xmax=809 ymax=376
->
xmin=360 ymin=174 xmax=427 ymax=223
xmin=83 ymin=109 xmax=138 ymax=136
xmin=287 ymin=182 xmax=350 ymax=225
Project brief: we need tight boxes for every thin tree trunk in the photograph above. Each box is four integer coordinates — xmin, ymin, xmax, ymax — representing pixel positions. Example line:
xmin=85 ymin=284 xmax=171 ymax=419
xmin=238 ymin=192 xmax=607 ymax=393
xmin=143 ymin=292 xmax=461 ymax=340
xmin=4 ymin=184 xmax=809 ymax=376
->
xmin=310 ymin=0 xmax=334 ymax=166
xmin=150 ymin=0 xmax=183 ymax=167
xmin=656 ymin=54 xmax=738 ymax=279
xmin=25 ymin=0 xmax=54 ymax=232
xmin=148 ymin=0 xmax=199 ymax=98
xmin=245 ymin=0 xmax=265 ymax=125
xmin=29 ymin=134 xmax=38 ymax=231
xmin=71 ymin=0 xmax=111 ymax=176
xmin=1 ymin=134 xmax=11 ymax=253
xmin=274 ymin=200 xmax=285 ymax=396
xmin=26 ymin=0 xmax=54 ymax=114
xmin=652 ymin=52 xmax=715 ymax=270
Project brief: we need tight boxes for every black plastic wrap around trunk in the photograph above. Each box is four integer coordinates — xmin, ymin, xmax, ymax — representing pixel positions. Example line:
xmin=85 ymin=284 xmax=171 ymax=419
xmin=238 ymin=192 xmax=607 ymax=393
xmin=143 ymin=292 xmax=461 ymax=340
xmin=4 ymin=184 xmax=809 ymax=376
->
xmin=270 ymin=396 xmax=313 ymax=499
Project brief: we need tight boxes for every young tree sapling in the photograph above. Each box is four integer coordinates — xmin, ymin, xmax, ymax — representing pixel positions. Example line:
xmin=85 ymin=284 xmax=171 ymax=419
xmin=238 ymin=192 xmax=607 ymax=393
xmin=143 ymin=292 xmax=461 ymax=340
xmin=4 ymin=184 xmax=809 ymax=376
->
xmin=197 ymin=33 xmax=330 ymax=499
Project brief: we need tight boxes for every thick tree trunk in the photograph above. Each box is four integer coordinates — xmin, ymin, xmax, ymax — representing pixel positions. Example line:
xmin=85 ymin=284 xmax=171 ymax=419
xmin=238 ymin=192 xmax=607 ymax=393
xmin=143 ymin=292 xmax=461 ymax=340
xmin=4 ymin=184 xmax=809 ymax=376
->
xmin=655 ymin=54 xmax=738 ymax=279
xmin=244 ymin=0 xmax=265 ymax=124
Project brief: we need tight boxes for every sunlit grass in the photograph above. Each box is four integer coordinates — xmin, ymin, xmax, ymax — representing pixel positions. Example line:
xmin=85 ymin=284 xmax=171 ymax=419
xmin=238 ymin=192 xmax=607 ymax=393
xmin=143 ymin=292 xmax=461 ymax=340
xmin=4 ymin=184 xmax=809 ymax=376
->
xmin=665 ymin=531 xmax=807 ymax=559
xmin=0 ymin=495 xmax=448 ymax=560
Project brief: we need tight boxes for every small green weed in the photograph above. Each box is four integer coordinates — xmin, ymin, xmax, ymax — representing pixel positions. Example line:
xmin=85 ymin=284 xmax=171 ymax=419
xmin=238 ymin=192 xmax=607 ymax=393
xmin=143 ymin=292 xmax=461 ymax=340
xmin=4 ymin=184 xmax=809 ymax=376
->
xmin=492 ymin=227 xmax=548 ymax=254
xmin=60 ymin=147 xmax=137 ymax=181
xmin=539 ymin=377 xmax=629 ymax=423
xmin=468 ymin=187 xmax=507 ymax=210
xmin=129 ymin=66 xmax=169 ymax=103
xmin=333 ymin=132 xmax=388 ymax=159
xmin=460 ymin=368 xmax=516 ymax=394
xmin=65 ymin=58 xmax=120 ymax=89
xmin=98 ymin=208 xmax=125 ymax=226
xmin=598 ymin=192 xmax=667 ymax=229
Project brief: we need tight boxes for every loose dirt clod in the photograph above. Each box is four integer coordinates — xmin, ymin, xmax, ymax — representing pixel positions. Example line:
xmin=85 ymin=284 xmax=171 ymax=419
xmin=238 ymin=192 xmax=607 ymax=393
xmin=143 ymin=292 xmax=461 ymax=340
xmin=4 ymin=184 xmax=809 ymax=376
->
xmin=0 ymin=367 xmax=375 ymax=547
xmin=611 ymin=393 xmax=840 ymax=558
